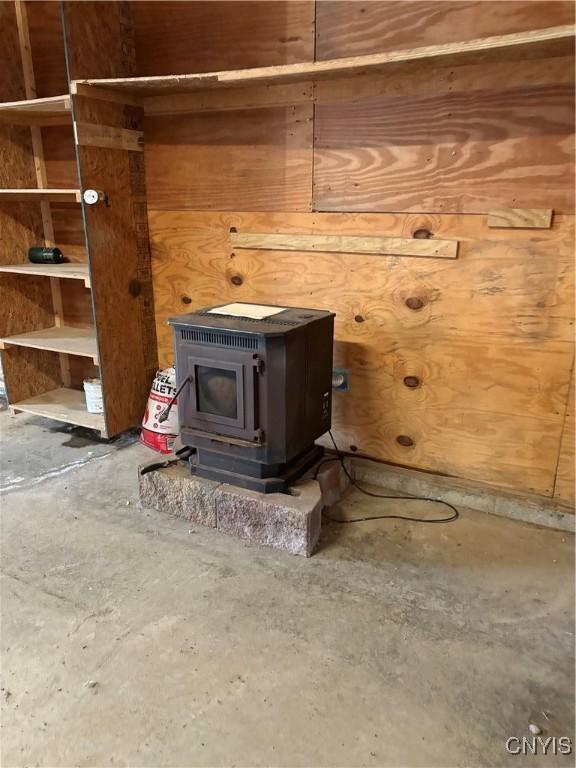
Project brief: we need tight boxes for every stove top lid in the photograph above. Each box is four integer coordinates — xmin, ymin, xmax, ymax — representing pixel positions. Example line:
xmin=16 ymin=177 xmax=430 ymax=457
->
xmin=168 ymin=302 xmax=334 ymax=335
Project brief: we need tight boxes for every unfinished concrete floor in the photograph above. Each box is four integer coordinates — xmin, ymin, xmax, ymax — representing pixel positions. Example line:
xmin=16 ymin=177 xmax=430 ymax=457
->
xmin=1 ymin=406 xmax=574 ymax=767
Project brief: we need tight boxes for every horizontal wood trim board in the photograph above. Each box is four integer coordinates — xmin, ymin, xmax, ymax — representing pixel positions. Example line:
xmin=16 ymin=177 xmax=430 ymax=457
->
xmin=75 ymin=122 xmax=144 ymax=152
xmin=74 ymin=25 xmax=575 ymax=96
xmin=0 ymin=188 xmax=81 ymax=202
xmin=487 ymin=208 xmax=554 ymax=228
xmin=230 ymin=232 xmax=459 ymax=259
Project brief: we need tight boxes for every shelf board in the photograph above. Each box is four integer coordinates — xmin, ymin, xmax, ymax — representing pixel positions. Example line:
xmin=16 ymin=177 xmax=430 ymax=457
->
xmin=0 ymin=94 xmax=71 ymax=125
xmin=71 ymin=25 xmax=574 ymax=98
xmin=0 ymin=189 xmax=81 ymax=203
xmin=0 ymin=262 xmax=90 ymax=287
xmin=10 ymin=387 xmax=105 ymax=433
xmin=0 ymin=326 xmax=98 ymax=362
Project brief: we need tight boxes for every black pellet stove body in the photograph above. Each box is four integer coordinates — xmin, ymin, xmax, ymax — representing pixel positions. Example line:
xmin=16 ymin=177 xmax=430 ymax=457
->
xmin=169 ymin=303 xmax=335 ymax=493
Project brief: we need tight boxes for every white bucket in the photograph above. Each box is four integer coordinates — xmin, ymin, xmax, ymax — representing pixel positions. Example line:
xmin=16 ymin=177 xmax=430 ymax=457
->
xmin=83 ymin=378 xmax=104 ymax=414
xmin=140 ymin=366 xmax=179 ymax=454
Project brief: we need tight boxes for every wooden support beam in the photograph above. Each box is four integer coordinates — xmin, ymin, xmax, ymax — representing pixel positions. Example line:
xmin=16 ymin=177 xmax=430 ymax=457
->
xmin=71 ymin=81 xmax=142 ymax=107
xmin=487 ymin=208 xmax=554 ymax=229
xmin=230 ymin=232 xmax=459 ymax=260
xmin=75 ymin=122 xmax=144 ymax=152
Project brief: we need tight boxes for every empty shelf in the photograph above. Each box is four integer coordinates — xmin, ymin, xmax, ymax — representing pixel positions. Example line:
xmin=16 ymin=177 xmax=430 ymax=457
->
xmin=72 ymin=25 xmax=574 ymax=98
xmin=0 ymin=94 xmax=71 ymax=124
xmin=0 ymin=326 xmax=98 ymax=362
xmin=10 ymin=387 xmax=105 ymax=433
xmin=0 ymin=189 xmax=81 ymax=202
xmin=0 ymin=262 xmax=90 ymax=287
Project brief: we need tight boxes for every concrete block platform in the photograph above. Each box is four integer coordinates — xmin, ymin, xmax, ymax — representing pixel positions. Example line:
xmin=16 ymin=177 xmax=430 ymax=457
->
xmin=138 ymin=458 xmax=350 ymax=557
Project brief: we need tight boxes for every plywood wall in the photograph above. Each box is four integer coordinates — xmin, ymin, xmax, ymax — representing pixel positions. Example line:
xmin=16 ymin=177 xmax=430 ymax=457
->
xmin=135 ymin=0 xmax=575 ymax=504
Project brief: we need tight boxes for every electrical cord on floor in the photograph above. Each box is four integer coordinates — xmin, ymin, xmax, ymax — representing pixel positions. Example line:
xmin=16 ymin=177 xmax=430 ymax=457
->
xmin=318 ymin=431 xmax=459 ymax=525
xmin=139 ymin=445 xmax=195 ymax=476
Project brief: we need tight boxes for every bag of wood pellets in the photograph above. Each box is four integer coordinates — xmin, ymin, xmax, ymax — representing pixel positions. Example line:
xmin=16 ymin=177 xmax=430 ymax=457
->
xmin=140 ymin=367 xmax=179 ymax=454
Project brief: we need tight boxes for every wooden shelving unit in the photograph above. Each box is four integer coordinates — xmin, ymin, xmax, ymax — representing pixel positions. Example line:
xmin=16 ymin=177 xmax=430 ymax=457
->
xmin=0 ymin=0 xmax=158 ymax=439
xmin=72 ymin=24 xmax=574 ymax=100
xmin=0 ymin=327 xmax=98 ymax=362
xmin=0 ymin=263 xmax=90 ymax=287
xmin=0 ymin=2 xmax=102 ymax=434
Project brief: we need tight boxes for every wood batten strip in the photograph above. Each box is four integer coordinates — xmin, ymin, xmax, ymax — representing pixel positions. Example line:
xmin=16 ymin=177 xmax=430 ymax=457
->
xmin=230 ymin=232 xmax=459 ymax=260
xmin=487 ymin=208 xmax=554 ymax=229
xmin=72 ymin=25 xmax=574 ymax=98
xmin=75 ymin=122 xmax=144 ymax=152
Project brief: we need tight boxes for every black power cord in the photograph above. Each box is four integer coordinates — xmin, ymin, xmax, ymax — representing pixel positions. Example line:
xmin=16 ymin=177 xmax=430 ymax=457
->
xmin=158 ymin=375 xmax=192 ymax=423
xmin=319 ymin=431 xmax=459 ymax=525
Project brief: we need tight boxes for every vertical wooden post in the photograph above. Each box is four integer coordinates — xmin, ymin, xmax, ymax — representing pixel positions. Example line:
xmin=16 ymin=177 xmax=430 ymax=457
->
xmin=14 ymin=0 xmax=70 ymax=386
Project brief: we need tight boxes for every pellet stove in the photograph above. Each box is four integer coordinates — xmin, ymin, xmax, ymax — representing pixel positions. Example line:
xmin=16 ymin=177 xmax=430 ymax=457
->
xmin=169 ymin=302 xmax=335 ymax=492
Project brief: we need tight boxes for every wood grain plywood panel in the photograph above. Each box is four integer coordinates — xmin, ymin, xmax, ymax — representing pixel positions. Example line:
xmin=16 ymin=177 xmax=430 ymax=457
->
xmin=0 ymin=123 xmax=37 ymax=188
xmin=26 ymin=0 xmax=68 ymax=98
xmin=316 ymin=1 xmax=575 ymax=60
xmin=0 ymin=200 xmax=44 ymax=270
xmin=68 ymin=357 xmax=99 ymax=389
xmin=144 ymin=105 xmax=313 ymax=211
xmin=60 ymin=280 xmax=95 ymax=329
xmin=148 ymin=210 xmax=573 ymax=357
xmin=51 ymin=205 xmax=87 ymax=262
xmin=134 ymin=1 xmax=314 ymax=77
xmin=0 ymin=1 xmax=25 ymax=101
xmin=148 ymin=210 xmax=573 ymax=496
xmin=62 ymin=1 xmax=137 ymax=80
xmin=314 ymin=82 xmax=574 ymax=214
xmin=0 ymin=271 xmax=55 ymax=336
xmin=329 ymin=375 xmax=566 ymax=497
xmin=43 ymin=125 xmax=78 ymax=188
xmin=554 ymin=367 xmax=575 ymax=505
xmin=1 ymin=345 xmax=61 ymax=404
xmin=314 ymin=55 xmax=575 ymax=107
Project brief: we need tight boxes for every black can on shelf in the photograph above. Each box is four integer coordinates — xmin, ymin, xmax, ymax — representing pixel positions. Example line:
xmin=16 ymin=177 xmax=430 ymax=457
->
xmin=28 ymin=247 xmax=65 ymax=264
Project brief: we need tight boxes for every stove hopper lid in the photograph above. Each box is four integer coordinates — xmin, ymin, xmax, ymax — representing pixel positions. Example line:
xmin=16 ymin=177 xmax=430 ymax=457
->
xmin=168 ymin=302 xmax=334 ymax=336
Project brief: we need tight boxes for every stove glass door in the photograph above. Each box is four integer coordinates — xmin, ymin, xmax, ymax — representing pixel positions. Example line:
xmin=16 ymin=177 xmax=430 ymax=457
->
xmin=196 ymin=365 xmax=238 ymax=420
